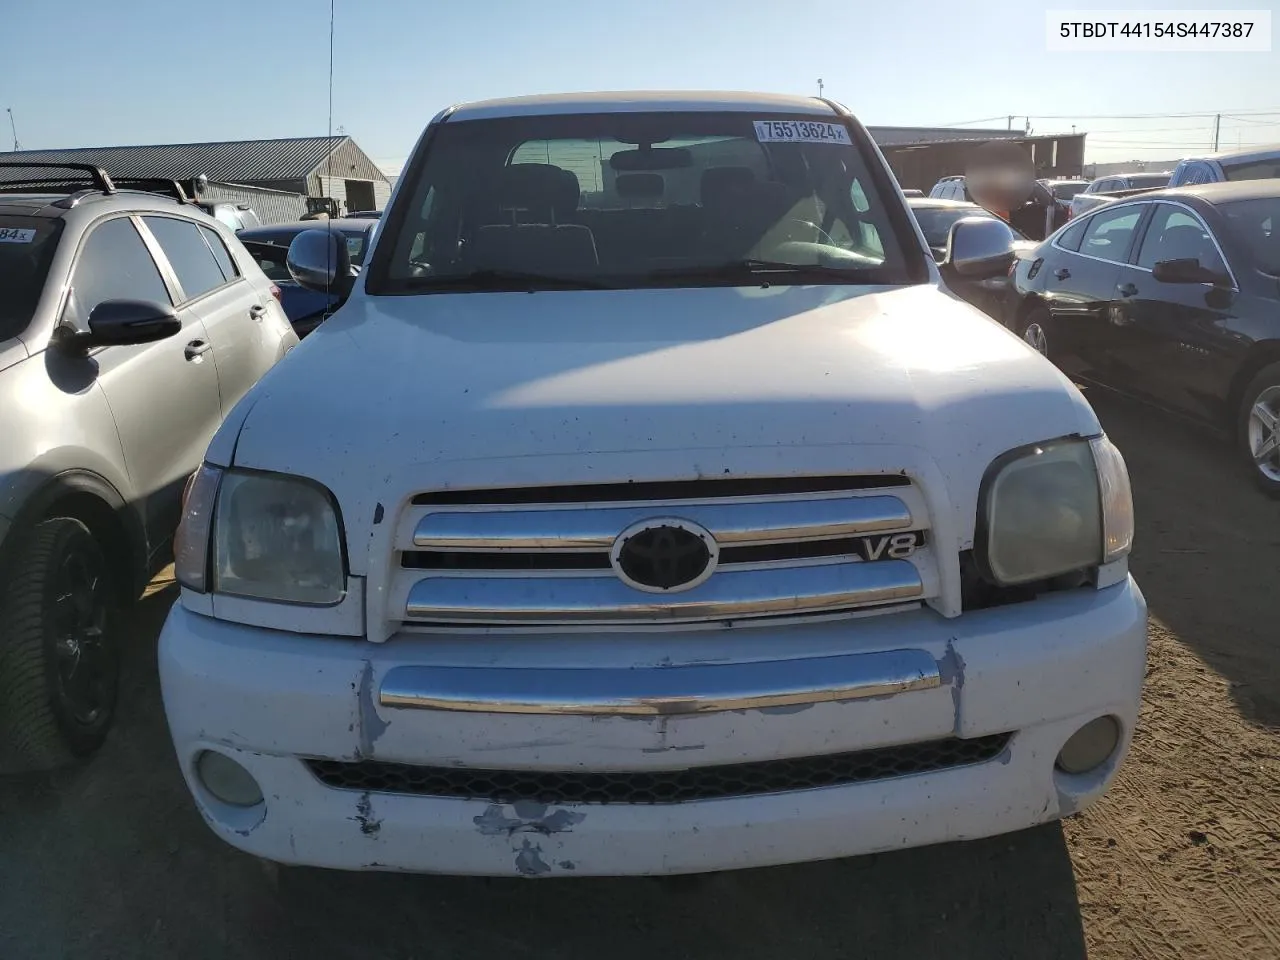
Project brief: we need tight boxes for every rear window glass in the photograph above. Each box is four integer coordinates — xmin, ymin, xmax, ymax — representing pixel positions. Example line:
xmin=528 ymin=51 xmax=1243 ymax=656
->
xmin=1048 ymin=182 xmax=1088 ymax=200
xmin=201 ymin=225 xmax=240 ymax=282
xmin=1056 ymin=217 xmax=1088 ymax=252
xmin=342 ymin=231 xmax=367 ymax=265
xmin=244 ymin=243 xmax=292 ymax=282
xmin=1220 ymin=197 xmax=1280 ymax=277
xmin=1222 ymin=158 xmax=1280 ymax=182
xmin=1125 ymin=173 xmax=1171 ymax=188
xmin=0 ymin=216 xmax=63 ymax=340
xmin=910 ymin=205 xmax=1001 ymax=252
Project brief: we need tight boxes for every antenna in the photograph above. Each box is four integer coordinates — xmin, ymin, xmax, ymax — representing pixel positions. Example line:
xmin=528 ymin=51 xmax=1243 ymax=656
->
xmin=325 ymin=0 xmax=336 ymax=289
xmin=6 ymin=108 xmax=18 ymax=151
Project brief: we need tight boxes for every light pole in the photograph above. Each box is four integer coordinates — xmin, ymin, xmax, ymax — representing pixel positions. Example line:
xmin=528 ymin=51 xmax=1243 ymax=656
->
xmin=6 ymin=108 xmax=18 ymax=152
xmin=817 ymin=78 xmax=824 ymax=98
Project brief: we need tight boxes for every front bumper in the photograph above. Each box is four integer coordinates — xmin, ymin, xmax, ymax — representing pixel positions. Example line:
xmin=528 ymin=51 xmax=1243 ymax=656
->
xmin=159 ymin=578 xmax=1147 ymax=877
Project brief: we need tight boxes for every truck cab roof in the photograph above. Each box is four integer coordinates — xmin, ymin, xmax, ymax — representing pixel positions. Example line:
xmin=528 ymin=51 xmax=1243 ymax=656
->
xmin=445 ymin=90 xmax=839 ymax=122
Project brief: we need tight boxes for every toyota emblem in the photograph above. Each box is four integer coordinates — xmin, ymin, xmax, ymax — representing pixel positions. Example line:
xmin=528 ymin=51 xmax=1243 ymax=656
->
xmin=610 ymin=518 xmax=719 ymax=593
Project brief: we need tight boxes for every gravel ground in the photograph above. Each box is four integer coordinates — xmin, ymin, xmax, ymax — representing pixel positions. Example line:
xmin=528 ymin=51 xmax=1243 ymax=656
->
xmin=0 ymin=387 xmax=1276 ymax=960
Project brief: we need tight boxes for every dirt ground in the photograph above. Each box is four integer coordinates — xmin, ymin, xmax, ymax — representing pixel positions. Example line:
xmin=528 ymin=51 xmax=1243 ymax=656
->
xmin=0 ymin=387 xmax=1277 ymax=960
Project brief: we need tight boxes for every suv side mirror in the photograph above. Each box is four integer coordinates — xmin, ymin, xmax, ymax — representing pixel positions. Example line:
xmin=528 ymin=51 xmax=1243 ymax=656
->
xmin=287 ymin=229 xmax=353 ymax=296
xmin=55 ymin=299 xmax=182 ymax=355
xmin=942 ymin=217 xmax=1017 ymax=280
xmin=1152 ymin=257 xmax=1230 ymax=286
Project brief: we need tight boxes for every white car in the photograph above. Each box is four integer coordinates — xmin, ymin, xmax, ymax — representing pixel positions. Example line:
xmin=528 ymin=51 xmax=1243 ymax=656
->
xmin=158 ymin=91 xmax=1147 ymax=878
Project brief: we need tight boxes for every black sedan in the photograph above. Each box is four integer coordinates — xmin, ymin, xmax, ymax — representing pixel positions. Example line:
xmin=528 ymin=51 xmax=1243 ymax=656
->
xmin=238 ymin=218 xmax=377 ymax=336
xmin=1008 ymin=180 xmax=1280 ymax=495
xmin=908 ymin=197 xmax=1034 ymax=320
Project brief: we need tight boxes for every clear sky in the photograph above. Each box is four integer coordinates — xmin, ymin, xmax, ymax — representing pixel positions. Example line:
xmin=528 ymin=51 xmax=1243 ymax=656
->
xmin=4 ymin=0 xmax=1277 ymax=174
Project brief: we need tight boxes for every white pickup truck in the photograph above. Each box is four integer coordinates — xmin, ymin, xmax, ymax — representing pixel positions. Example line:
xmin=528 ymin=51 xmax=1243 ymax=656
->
xmin=158 ymin=91 xmax=1147 ymax=878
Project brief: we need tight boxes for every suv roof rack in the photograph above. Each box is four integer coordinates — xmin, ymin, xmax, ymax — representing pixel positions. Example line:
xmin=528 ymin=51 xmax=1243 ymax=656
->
xmin=0 ymin=161 xmax=116 ymax=194
xmin=112 ymin=177 xmax=193 ymax=203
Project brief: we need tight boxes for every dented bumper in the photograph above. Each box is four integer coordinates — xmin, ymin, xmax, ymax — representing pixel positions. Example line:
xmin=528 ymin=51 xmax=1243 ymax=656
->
xmin=158 ymin=578 xmax=1147 ymax=877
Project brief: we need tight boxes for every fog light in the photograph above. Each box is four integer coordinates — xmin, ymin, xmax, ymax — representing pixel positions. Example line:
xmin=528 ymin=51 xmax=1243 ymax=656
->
xmin=1056 ymin=716 xmax=1120 ymax=774
xmin=196 ymin=750 xmax=264 ymax=807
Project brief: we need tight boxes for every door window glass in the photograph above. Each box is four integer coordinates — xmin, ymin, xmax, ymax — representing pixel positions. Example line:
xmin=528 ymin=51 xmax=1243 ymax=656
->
xmin=1137 ymin=204 xmax=1226 ymax=273
xmin=1080 ymin=206 xmax=1142 ymax=262
xmin=70 ymin=217 xmax=171 ymax=323
xmin=143 ymin=216 xmax=228 ymax=301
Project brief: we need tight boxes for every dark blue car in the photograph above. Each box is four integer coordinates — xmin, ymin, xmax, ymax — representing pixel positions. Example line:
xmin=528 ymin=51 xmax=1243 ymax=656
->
xmin=239 ymin=218 xmax=377 ymax=336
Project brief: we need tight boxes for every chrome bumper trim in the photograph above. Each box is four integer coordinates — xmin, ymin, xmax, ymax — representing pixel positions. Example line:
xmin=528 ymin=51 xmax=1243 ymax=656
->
xmin=404 ymin=559 xmax=923 ymax=625
xmin=379 ymin=648 xmax=940 ymax=716
xmin=413 ymin=495 xmax=912 ymax=552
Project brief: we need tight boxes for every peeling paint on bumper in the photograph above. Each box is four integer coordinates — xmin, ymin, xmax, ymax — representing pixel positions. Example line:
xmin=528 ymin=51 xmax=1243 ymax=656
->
xmin=158 ymin=577 xmax=1147 ymax=877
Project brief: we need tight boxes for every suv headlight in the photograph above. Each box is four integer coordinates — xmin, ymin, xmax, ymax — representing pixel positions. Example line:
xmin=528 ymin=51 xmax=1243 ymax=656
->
xmin=976 ymin=436 xmax=1133 ymax=586
xmin=175 ymin=465 xmax=347 ymax=604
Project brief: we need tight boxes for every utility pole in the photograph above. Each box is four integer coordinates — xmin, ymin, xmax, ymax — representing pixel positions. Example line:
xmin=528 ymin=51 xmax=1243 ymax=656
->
xmin=6 ymin=108 xmax=18 ymax=151
xmin=817 ymin=78 xmax=824 ymax=98
xmin=1212 ymin=113 xmax=1220 ymax=151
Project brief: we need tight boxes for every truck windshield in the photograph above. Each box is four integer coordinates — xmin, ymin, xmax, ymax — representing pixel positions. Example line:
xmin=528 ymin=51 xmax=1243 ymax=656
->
xmin=371 ymin=110 xmax=915 ymax=293
xmin=0 ymin=216 xmax=63 ymax=341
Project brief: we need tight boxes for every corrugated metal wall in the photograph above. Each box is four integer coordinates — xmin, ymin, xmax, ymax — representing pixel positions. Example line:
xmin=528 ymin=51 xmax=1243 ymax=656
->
xmin=372 ymin=180 xmax=393 ymax=211
xmin=198 ymin=181 xmax=308 ymax=225
xmin=307 ymin=138 xmax=387 ymax=183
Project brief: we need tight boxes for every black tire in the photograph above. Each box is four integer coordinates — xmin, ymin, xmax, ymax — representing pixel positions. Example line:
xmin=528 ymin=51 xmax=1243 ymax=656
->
xmin=0 ymin=517 xmax=122 ymax=773
xmin=1236 ymin=362 xmax=1280 ymax=498
xmin=1016 ymin=305 xmax=1052 ymax=360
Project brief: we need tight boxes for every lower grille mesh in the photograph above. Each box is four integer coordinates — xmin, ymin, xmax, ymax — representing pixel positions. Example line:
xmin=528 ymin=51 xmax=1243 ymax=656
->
xmin=305 ymin=734 xmax=1012 ymax=805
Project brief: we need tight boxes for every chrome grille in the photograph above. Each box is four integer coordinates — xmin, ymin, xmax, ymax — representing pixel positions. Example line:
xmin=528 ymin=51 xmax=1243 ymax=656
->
xmin=396 ymin=476 xmax=934 ymax=627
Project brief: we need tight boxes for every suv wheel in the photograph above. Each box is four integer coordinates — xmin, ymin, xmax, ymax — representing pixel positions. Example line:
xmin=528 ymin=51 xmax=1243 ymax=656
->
xmin=1239 ymin=363 xmax=1280 ymax=497
xmin=0 ymin=517 xmax=121 ymax=772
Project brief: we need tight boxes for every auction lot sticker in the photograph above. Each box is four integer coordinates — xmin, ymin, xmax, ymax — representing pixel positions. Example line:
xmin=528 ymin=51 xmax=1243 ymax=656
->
xmin=755 ymin=120 xmax=852 ymax=144
xmin=0 ymin=227 xmax=36 ymax=243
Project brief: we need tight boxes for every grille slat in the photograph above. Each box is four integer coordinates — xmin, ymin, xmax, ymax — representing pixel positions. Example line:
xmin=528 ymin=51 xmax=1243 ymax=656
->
xmin=413 ymin=495 xmax=912 ymax=552
xmin=404 ymin=559 xmax=923 ymax=624
xmin=305 ymin=734 xmax=1012 ymax=804
xmin=401 ymin=531 xmax=928 ymax=571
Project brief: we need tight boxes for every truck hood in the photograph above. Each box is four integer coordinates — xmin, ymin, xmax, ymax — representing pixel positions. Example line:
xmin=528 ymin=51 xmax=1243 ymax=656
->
xmin=227 ymin=283 xmax=1099 ymax=563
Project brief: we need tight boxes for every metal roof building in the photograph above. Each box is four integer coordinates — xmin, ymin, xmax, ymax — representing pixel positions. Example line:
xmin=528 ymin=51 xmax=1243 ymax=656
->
xmin=4 ymin=135 xmax=392 ymax=215
xmin=867 ymin=126 xmax=1025 ymax=146
xmin=869 ymin=129 xmax=1088 ymax=192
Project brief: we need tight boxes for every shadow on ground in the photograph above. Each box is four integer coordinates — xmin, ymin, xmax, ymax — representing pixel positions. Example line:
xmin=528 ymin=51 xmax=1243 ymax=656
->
xmin=0 ymin=582 xmax=1087 ymax=960
xmin=1084 ymin=387 xmax=1280 ymax=728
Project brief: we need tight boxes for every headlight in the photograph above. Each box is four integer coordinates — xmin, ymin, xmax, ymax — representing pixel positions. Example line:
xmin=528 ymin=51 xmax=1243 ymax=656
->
xmin=175 ymin=465 xmax=347 ymax=605
xmin=976 ymin=436 xmax=1133 ymax=586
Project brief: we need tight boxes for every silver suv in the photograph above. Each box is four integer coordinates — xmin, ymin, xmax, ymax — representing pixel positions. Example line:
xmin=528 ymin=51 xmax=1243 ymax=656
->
xmin=0 ymin=163 xmax=298 ymax=772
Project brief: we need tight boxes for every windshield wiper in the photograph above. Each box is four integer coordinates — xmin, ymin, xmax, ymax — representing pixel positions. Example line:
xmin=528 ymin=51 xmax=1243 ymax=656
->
xmin=644 ymin=258 xmax=877 ymax=282
xmin=403 ymin=268 xmax=615 ymax=292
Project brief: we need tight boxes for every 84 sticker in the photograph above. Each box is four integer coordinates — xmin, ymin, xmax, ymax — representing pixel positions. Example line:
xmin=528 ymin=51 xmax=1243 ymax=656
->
xmin=0 ymin=227 xmax=36 ymax=243
xmin=754 ymin=120 xmax=851 ymax=144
